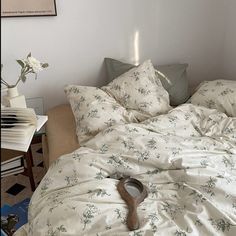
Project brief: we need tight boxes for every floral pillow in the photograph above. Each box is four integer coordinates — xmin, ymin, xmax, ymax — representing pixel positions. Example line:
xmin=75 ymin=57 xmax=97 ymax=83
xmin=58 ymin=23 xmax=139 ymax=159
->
xmin=65 ymin=60 xmax=171 ymax=144
xmin=188 ymin=80 xmax=236 ymax=117
xmin=64 ymin=85 xmax=137 ymax=145
xmin=104 ymin=58 xmax=190 ymax=106
xmin=102 ymin=60 xmax=171 ymax=121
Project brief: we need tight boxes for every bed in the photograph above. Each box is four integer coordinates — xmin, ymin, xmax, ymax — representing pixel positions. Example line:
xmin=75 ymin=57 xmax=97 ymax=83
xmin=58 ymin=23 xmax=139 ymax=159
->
xmin=42 ymin=104 xmax=80 ymax=169
xmin=15 ymin=60 xmax=236 ymax=236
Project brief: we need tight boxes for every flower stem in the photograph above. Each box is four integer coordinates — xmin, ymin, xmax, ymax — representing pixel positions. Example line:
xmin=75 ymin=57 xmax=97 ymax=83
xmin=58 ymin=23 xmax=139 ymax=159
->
xmin=14 ymin=70 xmax=32 ymax=87
xmin=1 ymin=78 xmax=10 ymax=87
xmin=1 ymin=80 xmax=8 ymax=86
xmin=14 ymin=76 xmax=22 ymax=87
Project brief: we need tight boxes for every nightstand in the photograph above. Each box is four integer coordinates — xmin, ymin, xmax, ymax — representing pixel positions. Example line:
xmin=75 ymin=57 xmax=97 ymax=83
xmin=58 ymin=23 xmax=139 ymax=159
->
xmin=1 ymin=115 xmax=48 ymax=191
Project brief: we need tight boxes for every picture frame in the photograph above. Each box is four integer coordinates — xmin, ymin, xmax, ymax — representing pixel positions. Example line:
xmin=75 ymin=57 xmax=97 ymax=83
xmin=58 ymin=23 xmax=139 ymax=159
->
xmin=1 ymin=0 xmax=57 ymax=17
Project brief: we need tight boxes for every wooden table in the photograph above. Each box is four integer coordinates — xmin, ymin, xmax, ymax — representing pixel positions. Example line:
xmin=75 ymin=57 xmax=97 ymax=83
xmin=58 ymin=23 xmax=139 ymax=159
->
xmin=23 ymin=146 xmax=36 ymax=191
xmin=1 ymin=148 xmax=36 ymax=191
xmin=1 ymin=115 xmax=48 ymax=191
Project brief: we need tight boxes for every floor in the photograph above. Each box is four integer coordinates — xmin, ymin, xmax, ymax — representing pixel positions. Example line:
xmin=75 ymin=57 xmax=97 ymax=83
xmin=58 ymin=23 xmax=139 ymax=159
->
xmin=1 ymin=143 xmax=46 ymax=207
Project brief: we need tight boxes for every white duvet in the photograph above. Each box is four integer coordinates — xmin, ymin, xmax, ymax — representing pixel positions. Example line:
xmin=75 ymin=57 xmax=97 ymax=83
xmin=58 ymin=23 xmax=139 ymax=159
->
xmin=15 ymin=104 xmax=236 ymax=236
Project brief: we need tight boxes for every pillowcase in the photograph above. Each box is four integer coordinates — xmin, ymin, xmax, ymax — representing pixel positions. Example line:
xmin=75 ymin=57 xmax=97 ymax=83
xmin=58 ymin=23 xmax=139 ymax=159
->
xmin=64 ymin=85 xmax=136 ymax=145
xmin=65 ymin=60 xmax=171 ymax=144
xmin=188 ymin=80 xmax=236 ymax=117
xmin=156 ymin=64 xmax=189 ymax=106
xmin=104 ymin=58 xmax=190 ymax=106
xmin=102 ymin=60 xmax=171 ymax=121
xmin=104 ymin=58 xmax=134 ymax=81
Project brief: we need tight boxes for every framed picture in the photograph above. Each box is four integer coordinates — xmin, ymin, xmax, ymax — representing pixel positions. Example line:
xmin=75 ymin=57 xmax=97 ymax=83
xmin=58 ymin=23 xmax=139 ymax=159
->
xmin=1 ymin=0 xmax=57 ymax=17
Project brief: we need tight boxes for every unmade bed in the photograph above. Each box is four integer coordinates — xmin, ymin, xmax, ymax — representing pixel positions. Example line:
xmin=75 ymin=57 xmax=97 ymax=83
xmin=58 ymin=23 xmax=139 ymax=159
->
xmin=15 ymin=60 xmax=236 ymax=236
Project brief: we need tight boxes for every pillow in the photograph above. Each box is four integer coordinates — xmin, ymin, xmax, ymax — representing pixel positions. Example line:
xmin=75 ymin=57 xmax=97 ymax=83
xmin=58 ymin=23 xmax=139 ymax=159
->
xmin=104 ymin=58 xmax=134 ymax=81
xmin=65 ymin=60 xmax=171 ymax=144
xmin=188 ymin=80 xmax=236 ymax=117
xmin=102 ymin=60 xmax=171 ymax=121
xmin=156 ymin=64 xmax=189 ymax=106
xmin=64 ymin=85 xmax=136 ymax=145
xmin=104 ymin=58 xmax=190 ymax=106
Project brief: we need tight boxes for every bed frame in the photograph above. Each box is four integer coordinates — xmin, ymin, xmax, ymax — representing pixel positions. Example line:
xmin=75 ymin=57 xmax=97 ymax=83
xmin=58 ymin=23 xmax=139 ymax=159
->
xmin=42 ymin=104 xmax=80 ymax=169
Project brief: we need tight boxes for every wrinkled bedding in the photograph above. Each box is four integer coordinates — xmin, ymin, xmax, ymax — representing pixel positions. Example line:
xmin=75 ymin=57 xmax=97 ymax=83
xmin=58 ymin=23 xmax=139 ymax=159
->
xmin=15 ymin=104 xmax=236 ymax=236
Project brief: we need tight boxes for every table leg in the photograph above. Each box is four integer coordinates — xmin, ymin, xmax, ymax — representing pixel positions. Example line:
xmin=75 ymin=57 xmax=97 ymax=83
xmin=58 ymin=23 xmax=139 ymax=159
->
xmin=28 ymin=146 xmax=34 ymax=166
xmin=25 ymin=150 xmax=36 ymax=191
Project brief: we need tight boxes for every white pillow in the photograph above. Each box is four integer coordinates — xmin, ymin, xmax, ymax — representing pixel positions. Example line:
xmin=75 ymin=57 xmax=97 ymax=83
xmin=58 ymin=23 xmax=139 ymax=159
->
xmin=189 ymin=80 xmax=236 ymax=117
xmin=65 ymin=60 xmax=171 ymax=144
xmin=64 ymin=85 xmax=136 ymax=145
xmin=102 ymin=60 xmax=171 ymax=121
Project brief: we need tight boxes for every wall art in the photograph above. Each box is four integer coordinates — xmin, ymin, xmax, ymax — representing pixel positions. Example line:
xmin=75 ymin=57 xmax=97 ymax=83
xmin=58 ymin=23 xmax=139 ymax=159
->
xmin=1 ymin=0 xmax=57 ymax=17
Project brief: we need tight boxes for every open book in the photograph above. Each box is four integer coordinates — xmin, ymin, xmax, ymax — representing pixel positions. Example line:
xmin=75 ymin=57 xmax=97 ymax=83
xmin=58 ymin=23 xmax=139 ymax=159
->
xmin=1 ymin=108 xmax=48 ymax=152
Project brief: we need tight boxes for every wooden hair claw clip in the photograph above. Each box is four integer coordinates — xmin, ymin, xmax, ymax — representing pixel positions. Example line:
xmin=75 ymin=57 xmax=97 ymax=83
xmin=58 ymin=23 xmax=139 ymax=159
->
xmin=117 ymin=177 xmax=148 ymax=231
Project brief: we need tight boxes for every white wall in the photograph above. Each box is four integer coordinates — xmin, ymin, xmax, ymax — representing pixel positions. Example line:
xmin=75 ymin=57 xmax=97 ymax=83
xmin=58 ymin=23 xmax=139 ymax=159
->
xmin=222 ymin=0 xmax=236 ymax=80
xmin=151 ymin=0 xmax=226 ymax=90
xmin=1 ymin=0 xmax=232 ymax=111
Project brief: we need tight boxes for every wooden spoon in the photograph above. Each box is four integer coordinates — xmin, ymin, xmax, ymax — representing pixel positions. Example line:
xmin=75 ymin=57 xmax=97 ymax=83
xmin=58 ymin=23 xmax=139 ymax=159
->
xmin=117 ymin=177 xmax=148 ymax=231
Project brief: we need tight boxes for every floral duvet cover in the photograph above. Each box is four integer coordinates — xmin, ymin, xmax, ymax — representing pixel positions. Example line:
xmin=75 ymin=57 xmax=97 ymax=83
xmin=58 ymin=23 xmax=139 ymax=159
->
xmin=15 ymin=104 xmax=236 ymax=236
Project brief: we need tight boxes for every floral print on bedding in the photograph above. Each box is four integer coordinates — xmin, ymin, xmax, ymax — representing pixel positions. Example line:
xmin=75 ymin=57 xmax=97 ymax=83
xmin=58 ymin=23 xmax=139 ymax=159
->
xmin=102 ymin=60 xmax=171 ymax=121
xmin=189 ymin=79 xmax=236 ymax=117
xmin=64 ymin=85 xmax=137 ymax=145
xmin=15 ymin=104 xmax=236 ymax=236
xmin=65 ymin=60 xmax=171 ymax=144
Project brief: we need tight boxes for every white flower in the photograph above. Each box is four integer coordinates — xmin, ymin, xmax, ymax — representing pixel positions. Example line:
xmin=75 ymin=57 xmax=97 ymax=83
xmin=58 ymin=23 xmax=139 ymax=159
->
xmin=1 ymin=53 xmax=48 ymax=87
xmin=27 ymin=56 xmax=43 ymax=73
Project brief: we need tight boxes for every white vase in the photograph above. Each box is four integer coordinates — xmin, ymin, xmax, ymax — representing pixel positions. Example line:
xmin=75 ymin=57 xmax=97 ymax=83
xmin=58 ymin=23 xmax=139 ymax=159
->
xmin=3 ymin=86 xmax=27 ymax=108
xmin=8 ymin=86 xmax=19 ymax=97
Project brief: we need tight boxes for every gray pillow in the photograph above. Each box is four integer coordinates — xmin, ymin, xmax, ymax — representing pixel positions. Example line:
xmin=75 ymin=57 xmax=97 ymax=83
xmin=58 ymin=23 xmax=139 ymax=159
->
xmin=104 ymin=58 xmax=190 ymax=106
xmin=156 ymin=64 xmax=190 ymax=106
xmin=104 ymin=58 xmax=135 ymax=81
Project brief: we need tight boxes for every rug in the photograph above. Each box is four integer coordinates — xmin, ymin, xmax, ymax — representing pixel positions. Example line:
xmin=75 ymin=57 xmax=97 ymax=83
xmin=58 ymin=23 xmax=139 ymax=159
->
xmin=1 ymin=198 xmax=30 ymax=235
xmin=1 ymin=143 xmax=46 ymax=207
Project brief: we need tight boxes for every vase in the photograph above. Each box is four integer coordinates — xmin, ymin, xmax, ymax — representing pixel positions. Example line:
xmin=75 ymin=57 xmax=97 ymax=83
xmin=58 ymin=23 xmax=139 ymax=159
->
xmin=3 ymin=86 xmax=27 ymax=108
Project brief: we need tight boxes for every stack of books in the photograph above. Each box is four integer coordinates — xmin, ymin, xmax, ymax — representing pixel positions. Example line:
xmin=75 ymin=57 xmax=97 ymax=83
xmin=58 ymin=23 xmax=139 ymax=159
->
xmin=1 ymin=149 xmax=24 ymax=178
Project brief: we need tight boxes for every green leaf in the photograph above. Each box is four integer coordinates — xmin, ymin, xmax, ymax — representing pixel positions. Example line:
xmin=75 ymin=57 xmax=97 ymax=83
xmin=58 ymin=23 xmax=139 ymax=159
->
xmin=21 ymin=75 xmax=27 ymax=83
xmin=41 ymin=63 xmax=49 ymax=68
xmin=27 ymin=52 xmax=31 ymax=58
xmin=16 ymin=60 xmax=25 ymax=68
